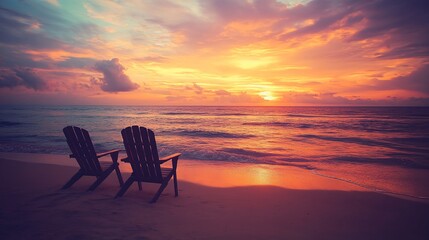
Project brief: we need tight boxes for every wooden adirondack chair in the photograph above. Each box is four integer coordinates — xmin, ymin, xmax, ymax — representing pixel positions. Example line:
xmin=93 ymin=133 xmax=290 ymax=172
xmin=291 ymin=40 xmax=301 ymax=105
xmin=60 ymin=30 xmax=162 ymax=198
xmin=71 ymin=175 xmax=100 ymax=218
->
xmin=115 ymin=126 xmax=181 ymax=203
xmin=62 ymin=126 xmax=124 ymax=191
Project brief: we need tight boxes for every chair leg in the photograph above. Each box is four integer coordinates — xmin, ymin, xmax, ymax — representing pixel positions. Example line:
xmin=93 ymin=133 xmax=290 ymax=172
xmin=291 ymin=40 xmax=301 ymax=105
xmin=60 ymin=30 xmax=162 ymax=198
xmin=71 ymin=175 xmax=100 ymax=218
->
xmin=138 ymin=181 xmax=142 ymax=190
xmin=109 ymin=151 xmax=123 ymax=187
xmin=88 ymin=167 xmax=114 ymax=191
xmin=150 ymin=181 xmax=169 ymax=203
xmin=115 ymin=165 xmax=124 ymax=186
xmin=62 ymin=170 xmax=84 ymax=189
xmin=115 ymin=176 xmax=135 ymax=198
xmin=173 ymin=171 xmax=178 ymax=197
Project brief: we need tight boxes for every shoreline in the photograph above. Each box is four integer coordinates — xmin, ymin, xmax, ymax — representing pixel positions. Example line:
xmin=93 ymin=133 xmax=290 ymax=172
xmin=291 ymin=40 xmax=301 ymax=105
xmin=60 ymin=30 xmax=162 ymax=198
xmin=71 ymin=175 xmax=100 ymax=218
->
xmin=0 ymin=151 xmax=366 ymax=191
xmin=1 ymin=155 xmax=428 ymax=239
xmin=2 ymin=151 xmax=429 ymax=202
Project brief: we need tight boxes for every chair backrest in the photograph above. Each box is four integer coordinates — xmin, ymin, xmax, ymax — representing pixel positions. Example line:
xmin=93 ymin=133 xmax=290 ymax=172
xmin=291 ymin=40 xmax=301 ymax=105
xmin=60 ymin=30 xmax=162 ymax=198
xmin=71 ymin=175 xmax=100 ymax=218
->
xmin=121 ymin=126 xmax=162 ymax=182
xmin=63 ymin=126 xmax=102 ymax=175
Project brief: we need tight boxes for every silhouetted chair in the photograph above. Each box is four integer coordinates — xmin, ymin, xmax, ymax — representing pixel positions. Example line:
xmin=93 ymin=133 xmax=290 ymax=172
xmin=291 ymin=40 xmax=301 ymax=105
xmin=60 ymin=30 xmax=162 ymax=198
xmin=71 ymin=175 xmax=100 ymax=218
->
xmin=116 ymin=126 xmax=181 ymax=203
xmin=62 ymin=126 xmax=124 ymax=191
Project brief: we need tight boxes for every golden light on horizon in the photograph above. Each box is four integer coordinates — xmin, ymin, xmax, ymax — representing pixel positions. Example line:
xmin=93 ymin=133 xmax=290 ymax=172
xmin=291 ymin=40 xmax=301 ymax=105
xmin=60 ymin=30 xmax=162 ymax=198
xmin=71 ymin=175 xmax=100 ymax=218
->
xmin=259 ymin=91 xmax=278 ymax=101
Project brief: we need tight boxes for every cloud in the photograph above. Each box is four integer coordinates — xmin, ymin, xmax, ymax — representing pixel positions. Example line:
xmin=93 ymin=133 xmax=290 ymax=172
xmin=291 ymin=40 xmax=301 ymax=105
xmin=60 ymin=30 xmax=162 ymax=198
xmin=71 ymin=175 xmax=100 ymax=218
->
xmin=279 ymin=1 xmax=357 ymax=40
xmin=277 ymin=0 xmax=429 ymax=59
xmin=281 ymin=91 xmax=429 ymax=106
xmin=144 ymin=0 xmax=429 ymax=61
xmin=0 ymin=7 xmax=64 ymax=50
xmin=93 ymin=58 xmax=139 ymax=93
xmin=57 ymin=57 xmax=98 ymax=69
xmin=192 ymin=83 xmax=204 ymax=94
xmin=184 ymin=83 xmax=205 ymax=95
xmin=0 ymin=68 xmax=48 ymax=90
xmin=282 ymin=92 xmax=359 ymax=105
xmin=0 ymin=47 xmax=52 ymax=69
xmin=215 ymin=91 xmax=261 ymax=105
xmin=215 ymin=89 xmax=231 ymax=96
xmin=132 ymin=56 xmax=168 ymax=63
xmin=348 ymin=0 xmax=429 ymax=59
xmin=373 ymin=64 xmax=429 ymax=95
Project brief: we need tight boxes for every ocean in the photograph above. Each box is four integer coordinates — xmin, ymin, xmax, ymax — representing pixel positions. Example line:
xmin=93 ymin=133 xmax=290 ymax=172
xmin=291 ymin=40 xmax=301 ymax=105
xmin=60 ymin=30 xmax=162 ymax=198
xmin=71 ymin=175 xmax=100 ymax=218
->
xmin=1 ymin=105 xmax=428 ymax=198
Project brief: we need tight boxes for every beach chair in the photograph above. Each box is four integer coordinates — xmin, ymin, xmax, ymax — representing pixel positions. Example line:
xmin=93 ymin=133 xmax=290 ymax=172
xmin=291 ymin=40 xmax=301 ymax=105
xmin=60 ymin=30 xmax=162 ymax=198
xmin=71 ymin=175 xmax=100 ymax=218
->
xmin=115 ymin=126 xmax=181 ymax=203
xmin=62 ymin=126 xmax=124 ymax=191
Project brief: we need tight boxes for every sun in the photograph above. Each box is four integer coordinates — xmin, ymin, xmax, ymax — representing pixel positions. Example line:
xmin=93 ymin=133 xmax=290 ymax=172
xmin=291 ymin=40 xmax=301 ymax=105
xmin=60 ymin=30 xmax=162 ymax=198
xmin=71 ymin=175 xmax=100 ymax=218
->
xmin=259 ymin=91 xmax=278 ymax=101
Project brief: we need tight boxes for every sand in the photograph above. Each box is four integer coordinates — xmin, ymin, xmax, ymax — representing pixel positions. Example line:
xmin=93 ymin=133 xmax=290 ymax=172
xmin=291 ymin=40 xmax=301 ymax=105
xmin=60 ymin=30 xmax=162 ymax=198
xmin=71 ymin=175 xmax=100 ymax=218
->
xmin=1 ymin=153 xmax=428 ymax=240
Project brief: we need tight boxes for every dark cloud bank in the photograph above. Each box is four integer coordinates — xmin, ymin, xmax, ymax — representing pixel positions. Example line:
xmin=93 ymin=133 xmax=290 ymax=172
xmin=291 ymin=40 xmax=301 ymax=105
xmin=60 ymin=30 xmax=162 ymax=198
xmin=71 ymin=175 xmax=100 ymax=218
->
xmin=0 ymin=68 xmax=47 ymax=90
xmin=374 ymin=64 xmax=429 ymax=95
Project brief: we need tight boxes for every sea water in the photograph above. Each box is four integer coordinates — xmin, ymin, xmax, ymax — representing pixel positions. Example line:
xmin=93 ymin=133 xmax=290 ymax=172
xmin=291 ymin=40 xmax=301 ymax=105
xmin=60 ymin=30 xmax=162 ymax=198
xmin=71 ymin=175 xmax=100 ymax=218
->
xmin=1 ymin=105 xmax=428 ymax=198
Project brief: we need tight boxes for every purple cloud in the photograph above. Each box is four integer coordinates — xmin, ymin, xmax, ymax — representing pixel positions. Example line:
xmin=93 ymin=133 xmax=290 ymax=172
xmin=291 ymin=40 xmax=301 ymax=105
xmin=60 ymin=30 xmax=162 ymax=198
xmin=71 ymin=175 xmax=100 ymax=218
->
xmin=93 ymin=58 xmax=139 ymax=93
xmin=349 ymin=0 xmax=429 ymax=59
xmin=0 ymin=68 xmax=48 ymax=90
xmin=373 ymin=64 xmax=429 ymax=95
xmin=277 ymin=0 xmax=429 ymax=59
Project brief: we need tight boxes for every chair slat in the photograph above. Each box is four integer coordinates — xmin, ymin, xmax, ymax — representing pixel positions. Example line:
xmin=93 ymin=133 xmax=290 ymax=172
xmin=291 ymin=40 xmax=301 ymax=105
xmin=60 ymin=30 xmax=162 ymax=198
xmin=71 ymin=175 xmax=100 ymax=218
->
xmin=64 ymin=126 xmax=90 ymax=173
xmin=82 ymin=128 xmax=102 ymax=172
xmin=130 ymin=126 xmax=151 ymax=179
xmin=148 ymin=129 xmax=162 ymax=178
xmin=122 ymin=127 xmax=144 ymax=179
xmin=74 ymin=127 xmax=99 ymax=174
xmin=140 ymin=127 xmax=159 ymax=180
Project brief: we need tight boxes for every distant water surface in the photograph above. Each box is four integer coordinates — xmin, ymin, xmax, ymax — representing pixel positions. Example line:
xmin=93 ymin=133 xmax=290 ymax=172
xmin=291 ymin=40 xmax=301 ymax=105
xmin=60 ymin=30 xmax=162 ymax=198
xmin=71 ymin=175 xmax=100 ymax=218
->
xmin=1 ymin=105 xmax=428 ymax=198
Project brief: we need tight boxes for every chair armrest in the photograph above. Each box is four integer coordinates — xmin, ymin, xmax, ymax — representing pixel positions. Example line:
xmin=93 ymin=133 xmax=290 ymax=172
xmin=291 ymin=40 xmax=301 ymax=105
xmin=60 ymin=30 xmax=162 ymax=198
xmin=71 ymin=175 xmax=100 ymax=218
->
xmin=96 ymin=149 xmax=122 ymax=158
xmin=159 ymin=153 xmax=181 ymax=164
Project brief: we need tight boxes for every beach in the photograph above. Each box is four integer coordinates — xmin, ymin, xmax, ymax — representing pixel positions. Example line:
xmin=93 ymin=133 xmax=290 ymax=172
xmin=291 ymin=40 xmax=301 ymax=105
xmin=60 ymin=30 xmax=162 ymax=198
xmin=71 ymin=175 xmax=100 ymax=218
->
xmin=1 ymin=0 xmax=429 ymax=238
xmin=1 ymin=153 xmax=428 ymax=240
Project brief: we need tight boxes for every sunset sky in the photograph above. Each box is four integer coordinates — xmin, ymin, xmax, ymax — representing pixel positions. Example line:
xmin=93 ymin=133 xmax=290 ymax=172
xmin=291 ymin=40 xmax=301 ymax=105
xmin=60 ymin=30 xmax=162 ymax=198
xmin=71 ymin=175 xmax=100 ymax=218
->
xmin=1 ymin=0 xmax=428 ymax=106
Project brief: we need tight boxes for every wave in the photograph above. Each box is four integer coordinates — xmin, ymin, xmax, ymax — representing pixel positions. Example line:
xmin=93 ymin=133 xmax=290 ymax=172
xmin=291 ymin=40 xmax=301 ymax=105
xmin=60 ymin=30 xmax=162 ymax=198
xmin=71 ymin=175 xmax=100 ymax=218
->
xmin=0 ymin=134 xmax=66 ymax=144
xmin=296 ymin=134 xmax=429 ymax=154
xmin=164 ymin=119 xmax=200 ymax=125
xmin=221 ymin=148 xmax=281 ymax=157
xmin=243 ymin=122 xmax=290 ymax=127
xmin=0 ymin=142 xmax=68 ymax=154
xmin=285 ymin=114 xmax=319 ymax=118
xmin=387 ymin=137 xmax=429 ymax=148
xmin=165 ymin=129 xmax=254 ymax=139
xmin=161 ymin=112 xmax=207 ymax=116
xmin=161 ymin=112 xmax=251 ymax=117
xmin=157 ymin=146 xmax=259 ymax=163
xmin=0 ymin=134 xmax=39 ymax=140
xmin=213 ymin=113 xmax=250 ymax=116
xmin=243 ymin=121 xmax=317 ymax=129
xmin=277 ymin=157 xmax=313 ymax=162
xmin=329 ymin=156 xmax=429 ymax=169
xmin=0 ymin=121 xmax=23 ymax=127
